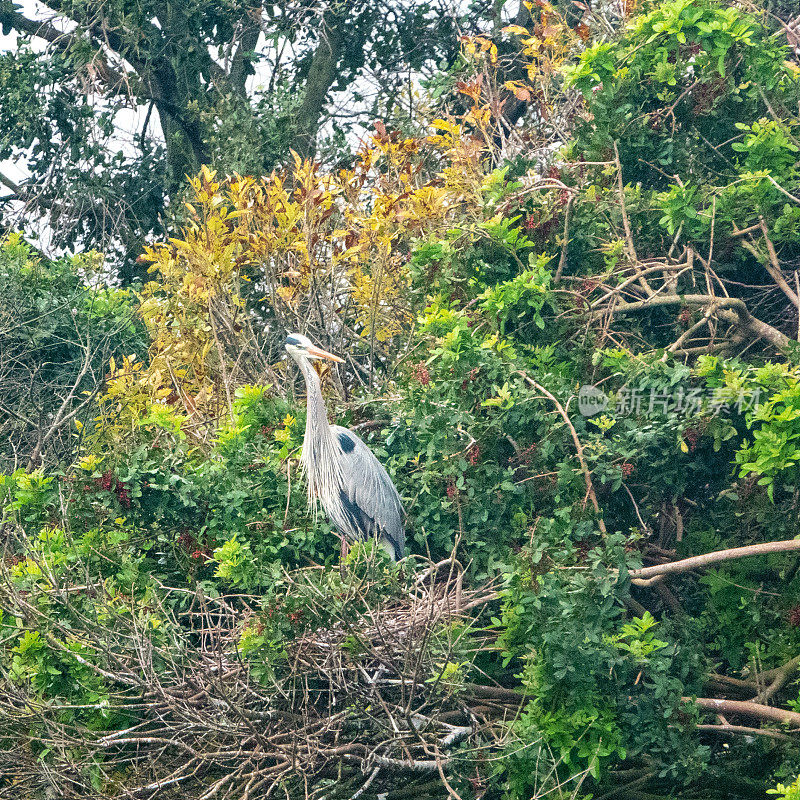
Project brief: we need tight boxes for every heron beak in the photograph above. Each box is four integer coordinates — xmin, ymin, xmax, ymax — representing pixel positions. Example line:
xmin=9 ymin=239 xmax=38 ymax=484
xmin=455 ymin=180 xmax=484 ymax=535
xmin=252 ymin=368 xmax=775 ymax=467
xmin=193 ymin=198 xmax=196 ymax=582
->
xmin=307 ymin=345 xmax=344 ymax=363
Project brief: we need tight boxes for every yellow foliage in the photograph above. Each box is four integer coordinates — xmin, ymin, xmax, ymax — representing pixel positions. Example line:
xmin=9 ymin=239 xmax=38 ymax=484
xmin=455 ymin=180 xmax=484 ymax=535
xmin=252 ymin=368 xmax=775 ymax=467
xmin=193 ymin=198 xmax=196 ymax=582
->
xmin=95 ymin=79 xmax=530 ymax=440
xmin=458 ymin=8 xmax=578 ymax=140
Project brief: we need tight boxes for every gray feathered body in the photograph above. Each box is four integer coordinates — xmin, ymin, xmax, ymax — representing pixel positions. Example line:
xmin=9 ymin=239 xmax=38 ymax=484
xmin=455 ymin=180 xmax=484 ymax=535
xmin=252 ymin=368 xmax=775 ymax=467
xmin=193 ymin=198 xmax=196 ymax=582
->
xmin=297 ymin=357 xmax=405 ymax=560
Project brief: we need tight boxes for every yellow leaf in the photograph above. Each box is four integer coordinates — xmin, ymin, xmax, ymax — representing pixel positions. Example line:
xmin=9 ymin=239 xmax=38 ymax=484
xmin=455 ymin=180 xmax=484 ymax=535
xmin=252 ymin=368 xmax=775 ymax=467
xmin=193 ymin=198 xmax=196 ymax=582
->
xmin=431 ymin=119 xmax=459 ymax=133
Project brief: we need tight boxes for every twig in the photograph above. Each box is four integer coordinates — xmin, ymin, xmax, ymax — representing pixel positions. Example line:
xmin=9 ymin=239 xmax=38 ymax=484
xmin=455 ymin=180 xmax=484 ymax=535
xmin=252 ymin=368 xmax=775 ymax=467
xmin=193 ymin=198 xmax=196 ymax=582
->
xmin=553 ymin=195 xmax=573 ymax=285
xmin=766 ymin=174 xmax=800 ymax=205
xmin=518 ymin=373 xmax=607 ymax=534
xmin=666 ymin=305 xmax=715 ymax=355
xmin=612 ymin=142 xmax=654 ymax=300
xmin=795 ymin=270 xmax=800 ymax=341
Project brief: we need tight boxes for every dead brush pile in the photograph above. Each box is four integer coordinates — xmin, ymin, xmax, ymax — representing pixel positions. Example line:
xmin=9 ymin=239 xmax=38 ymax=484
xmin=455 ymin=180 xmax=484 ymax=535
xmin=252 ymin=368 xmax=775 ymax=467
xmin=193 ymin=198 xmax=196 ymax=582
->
xmin=0 ymin=550 xmax=527 ymax=800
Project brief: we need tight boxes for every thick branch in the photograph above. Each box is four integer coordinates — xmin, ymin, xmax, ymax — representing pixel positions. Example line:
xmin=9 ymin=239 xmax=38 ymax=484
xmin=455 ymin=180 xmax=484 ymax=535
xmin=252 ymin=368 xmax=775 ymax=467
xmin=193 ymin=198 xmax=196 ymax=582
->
xmin=291 ymin=2 xmax=352 ymax=158
xmin=629 ymin=540 xmax=800 ymax=580
xmin=229 ymin=9 xmax=262 ymax=95
xmin=686 ymin=697 xmax=800 ymax=727
xmin=463 ymin=683 xmax=525 ymax=703
xmin=594 ymin=292 xmax=789 ymax=351
xmin=755 ymin=655 xmax=800 ymax=704
xmin=1 ymin=7 xmax=81 ymax=50
xmin=0 ymin=169 xmax=22 ymax=195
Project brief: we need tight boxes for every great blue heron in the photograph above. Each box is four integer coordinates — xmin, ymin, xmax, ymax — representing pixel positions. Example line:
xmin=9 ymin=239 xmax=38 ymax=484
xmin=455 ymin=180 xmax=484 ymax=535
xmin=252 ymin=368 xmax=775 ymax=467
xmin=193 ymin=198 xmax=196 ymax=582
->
xmin=285 ymin=333 xmax=405 ymax=560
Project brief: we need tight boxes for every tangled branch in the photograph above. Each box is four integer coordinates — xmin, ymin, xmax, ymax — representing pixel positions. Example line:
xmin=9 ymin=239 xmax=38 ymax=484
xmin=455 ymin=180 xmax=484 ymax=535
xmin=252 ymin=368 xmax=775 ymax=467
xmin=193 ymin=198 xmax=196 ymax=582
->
xmin=0 ymin=552 xmax=519 ymax=800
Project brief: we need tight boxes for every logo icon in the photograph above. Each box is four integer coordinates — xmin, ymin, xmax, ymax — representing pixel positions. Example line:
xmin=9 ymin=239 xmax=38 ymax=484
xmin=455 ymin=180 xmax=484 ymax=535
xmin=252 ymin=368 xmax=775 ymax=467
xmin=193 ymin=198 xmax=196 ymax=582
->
xmin=578 ymin=385 xmax=608 ymax=417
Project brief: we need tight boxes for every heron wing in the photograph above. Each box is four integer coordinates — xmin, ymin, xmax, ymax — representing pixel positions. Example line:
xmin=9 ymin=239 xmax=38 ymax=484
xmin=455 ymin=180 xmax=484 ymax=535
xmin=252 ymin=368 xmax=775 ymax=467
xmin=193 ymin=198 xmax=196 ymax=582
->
xmin=328 ymin=425 xmax=405 ymax=559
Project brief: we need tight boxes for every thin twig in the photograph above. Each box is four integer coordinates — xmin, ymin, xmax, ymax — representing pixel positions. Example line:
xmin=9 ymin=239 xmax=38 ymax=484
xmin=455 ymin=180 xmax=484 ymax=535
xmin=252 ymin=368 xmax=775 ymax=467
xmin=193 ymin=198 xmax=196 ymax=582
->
xmin=518 ymin=373 xmax=607 ymax=534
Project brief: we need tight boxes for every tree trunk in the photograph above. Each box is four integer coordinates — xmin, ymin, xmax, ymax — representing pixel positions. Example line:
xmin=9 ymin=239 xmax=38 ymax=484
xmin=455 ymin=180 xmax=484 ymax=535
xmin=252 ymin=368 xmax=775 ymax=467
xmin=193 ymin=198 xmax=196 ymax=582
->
xmin=291 ymin=2 xmax=351 ymax=159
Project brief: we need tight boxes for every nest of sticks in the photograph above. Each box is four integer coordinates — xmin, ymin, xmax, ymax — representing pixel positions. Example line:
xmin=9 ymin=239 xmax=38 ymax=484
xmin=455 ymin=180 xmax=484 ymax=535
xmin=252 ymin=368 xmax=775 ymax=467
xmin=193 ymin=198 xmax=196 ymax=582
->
xmin=0 ymin=554 xmax=525 ymax=800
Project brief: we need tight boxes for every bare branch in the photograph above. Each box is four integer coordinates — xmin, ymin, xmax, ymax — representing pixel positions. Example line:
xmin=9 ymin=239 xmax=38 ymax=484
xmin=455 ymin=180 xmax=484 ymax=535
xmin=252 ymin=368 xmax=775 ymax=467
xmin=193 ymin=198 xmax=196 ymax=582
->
xmin=629 ymin=540 xmax=800 ymax=580
xmin=686 ymin=697 xmax=800 ymax=727
xmin=694 ymin=723 xmax=790 ymax=741
xmin=592 ymin=292 xmax=789 ymax=351
xmin=735 ymin=219 xmax=800 ymax=309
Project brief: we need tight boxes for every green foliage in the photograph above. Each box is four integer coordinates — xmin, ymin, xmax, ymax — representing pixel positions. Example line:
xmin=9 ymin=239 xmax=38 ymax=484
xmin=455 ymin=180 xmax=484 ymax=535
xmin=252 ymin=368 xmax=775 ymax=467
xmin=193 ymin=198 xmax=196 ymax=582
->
xmin=569 ymin=0 xmax=794 ymax=186
xmin=771 ymin=776 xmax=800 ymax=800
xmin=5 ymin=1 xmax=800 ymax=796
xmin=732 ymin=119 xmax=800 ymax=174
xmin=563 ymin=0 xmax=800 ymax=325
xmin=701 ymin=358 xmax=800 ymax=499
xmin=478 ymin=257 xmax=552 ymax=336
xmin=498 ymin=524 xmax=704 ymax=785
xmin=0 ymin=234 xmax=146 ymax=469
xmin=1 ymin=0 xmax=490 ymax=279
xmin=608 ymin=611 xmax=668 ymax=662
xmin=213 ymin=533 xmax=260 ymax=588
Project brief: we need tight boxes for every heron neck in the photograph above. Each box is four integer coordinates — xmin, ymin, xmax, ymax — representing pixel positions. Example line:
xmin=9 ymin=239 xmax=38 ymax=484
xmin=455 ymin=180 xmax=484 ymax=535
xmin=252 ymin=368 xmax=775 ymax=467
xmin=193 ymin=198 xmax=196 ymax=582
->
xmin=299 ymin=357 xmax=330 ymax=440
xmin=297 ymin=356 xmax=341 ymax=497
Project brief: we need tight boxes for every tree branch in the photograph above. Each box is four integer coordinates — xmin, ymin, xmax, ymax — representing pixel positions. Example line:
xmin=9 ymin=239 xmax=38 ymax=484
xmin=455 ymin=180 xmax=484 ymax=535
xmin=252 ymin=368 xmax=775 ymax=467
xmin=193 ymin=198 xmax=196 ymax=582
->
xmin=0 ymin=169 xmax=22 ymax=195
xmin=754 ymin=655 xmax=800 ymax=704
xmin=735 ymin=219 xmax=800 ymax=309
xmin=593 ymin=292 xmax=789 ymax=351
xmin=629 ymin=540 xmax=800 ymax=580
xmin=291 ymin=1 xmax=352 ymax=158
xmin=694 ymin=723 xmax=790 ymax=741
xmin=686 ymin=697 xmax=800 ymax=727
xmin=0 ymin=6 xmax=128 ymax=89
xmin=229 ymin=8 xmax=262 ymax=95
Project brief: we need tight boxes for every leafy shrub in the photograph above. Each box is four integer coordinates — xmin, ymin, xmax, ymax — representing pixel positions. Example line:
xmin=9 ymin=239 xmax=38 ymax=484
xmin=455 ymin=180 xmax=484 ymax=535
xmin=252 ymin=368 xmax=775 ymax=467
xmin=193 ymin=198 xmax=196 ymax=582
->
xmin=4 ymin=2 xmax=800 ymax=796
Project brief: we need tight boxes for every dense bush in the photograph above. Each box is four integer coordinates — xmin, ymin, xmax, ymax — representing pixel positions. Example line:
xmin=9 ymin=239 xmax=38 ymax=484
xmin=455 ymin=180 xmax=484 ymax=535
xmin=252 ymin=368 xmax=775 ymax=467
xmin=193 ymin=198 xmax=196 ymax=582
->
xmin=0 ymin=235 xmax=146 ymax=471
xmin=3 ymin=1 xmax=800 ymax=798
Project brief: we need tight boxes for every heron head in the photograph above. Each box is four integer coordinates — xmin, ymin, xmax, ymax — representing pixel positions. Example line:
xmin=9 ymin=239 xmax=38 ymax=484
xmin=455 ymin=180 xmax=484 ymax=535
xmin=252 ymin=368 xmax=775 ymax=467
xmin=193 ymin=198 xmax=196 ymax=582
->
xmin=284 ymin=333 xmax=344 ymax=363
